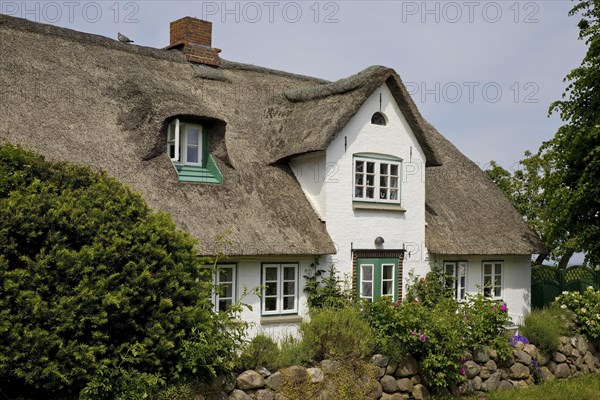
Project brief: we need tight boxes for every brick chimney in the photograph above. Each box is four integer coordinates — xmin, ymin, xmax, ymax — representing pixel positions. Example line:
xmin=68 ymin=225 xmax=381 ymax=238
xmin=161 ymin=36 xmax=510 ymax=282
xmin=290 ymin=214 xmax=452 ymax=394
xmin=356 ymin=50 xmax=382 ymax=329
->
xmin=168 ymin=17 xmax=221 ymax=66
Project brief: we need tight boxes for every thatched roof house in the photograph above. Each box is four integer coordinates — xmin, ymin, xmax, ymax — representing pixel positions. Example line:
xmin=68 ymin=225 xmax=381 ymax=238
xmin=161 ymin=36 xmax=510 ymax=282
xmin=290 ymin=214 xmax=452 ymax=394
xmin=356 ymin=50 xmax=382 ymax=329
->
xmin=0 ymin=14 xmax=539 ymax=257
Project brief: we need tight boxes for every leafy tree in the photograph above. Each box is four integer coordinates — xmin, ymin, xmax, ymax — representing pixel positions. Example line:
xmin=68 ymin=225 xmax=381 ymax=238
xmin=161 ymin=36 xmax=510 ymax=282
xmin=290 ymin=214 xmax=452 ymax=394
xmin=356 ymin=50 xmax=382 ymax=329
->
xmin=0 ymin=145 xmax=245 ymax=399
xmin=542 ymin=0 xmax=600 ymax=266
xmin=486 ymin=152 xmax=575 ymax=266
xmin=488 ymin=0 xmax=599 ymax=266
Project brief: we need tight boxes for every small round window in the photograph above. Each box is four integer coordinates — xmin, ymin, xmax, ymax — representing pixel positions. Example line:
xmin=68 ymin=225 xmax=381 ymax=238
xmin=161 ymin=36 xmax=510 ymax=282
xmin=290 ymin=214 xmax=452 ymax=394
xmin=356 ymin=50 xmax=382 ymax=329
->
xmin=371 ymin=112 xmax=387 ymax=126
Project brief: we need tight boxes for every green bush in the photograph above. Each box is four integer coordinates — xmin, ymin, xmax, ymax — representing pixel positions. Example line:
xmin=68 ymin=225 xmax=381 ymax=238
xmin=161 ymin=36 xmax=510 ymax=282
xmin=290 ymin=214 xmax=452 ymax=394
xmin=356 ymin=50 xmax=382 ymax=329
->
xmin=276 ymin=335 xmax=313 ymax=368
xmin=303 ymin=260 xmax=353 ymax=311
xmin=555 ymin=287 xmax=600 ymax=340
xmin=460 ymin=293 xmax=512 ymax=359
xmin=239 ymin=334 xmax=280 ymax=370
xmin=0 ymin=145 xmax=246 ymax=399
xmin=363 ymin=296 xmax=465 ymax=389
xmin=364 ymin=266 xmax=513 ymax=389
xmin=301 ymin=306 xmax=374 ymax=361
xmin=519 ymin=307 xmax=566 ymax=354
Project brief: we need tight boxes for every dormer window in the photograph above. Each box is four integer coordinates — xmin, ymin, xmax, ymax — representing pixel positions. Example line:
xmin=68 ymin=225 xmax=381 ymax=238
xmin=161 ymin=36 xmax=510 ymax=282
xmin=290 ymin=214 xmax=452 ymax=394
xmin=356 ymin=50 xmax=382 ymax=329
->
xmin=166 ymin=118 xmax=223 ymax=184
xmin=371 ymin=112 xmax=387 ymax=126
xmin=168 ymin=119 xmax=203 ymax=166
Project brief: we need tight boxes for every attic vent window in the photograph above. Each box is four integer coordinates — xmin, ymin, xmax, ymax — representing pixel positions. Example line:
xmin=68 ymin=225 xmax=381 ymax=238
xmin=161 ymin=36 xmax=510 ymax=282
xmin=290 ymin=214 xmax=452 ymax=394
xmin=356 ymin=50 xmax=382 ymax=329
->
xmin=166 ymin=118 xmax=223 ymax=184
xmin=371 ymin=112 xmax=387 ymax=126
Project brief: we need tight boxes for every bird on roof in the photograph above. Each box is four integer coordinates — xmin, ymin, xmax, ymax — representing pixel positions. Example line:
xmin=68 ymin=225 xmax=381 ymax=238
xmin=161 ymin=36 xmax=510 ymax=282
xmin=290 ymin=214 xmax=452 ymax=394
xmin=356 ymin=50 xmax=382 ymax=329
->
xmin=117 ymin=33 xmax=134 ymax=43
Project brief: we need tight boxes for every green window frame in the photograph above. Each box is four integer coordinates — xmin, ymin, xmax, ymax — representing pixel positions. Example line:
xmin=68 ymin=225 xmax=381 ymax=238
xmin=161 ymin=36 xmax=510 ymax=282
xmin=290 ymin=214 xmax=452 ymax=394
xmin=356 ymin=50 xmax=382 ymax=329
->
xmin=167 ymin=118 xmax=223 ymax=184
xmin=212 ymin=264 xmax=236 ymax=312
xmin=356 ymin=258 xmax=399 ymax=301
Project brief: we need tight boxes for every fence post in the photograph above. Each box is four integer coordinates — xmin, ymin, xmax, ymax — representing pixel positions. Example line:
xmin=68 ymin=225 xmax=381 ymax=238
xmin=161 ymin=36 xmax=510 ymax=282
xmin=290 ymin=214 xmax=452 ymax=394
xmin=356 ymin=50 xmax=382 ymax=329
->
xmin=559 ymin=268 xmax=565 ymax=293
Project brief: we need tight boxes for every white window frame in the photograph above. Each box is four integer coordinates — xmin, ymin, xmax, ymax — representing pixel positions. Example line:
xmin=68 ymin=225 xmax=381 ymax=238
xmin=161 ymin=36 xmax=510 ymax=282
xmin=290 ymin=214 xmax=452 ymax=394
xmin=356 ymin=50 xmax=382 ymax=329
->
xmin=359 ymin=264 xmax=374 ymax=301
xmin=212 ymin=264 xmax=236 ymax=312
xmin=353 ymin=156 xmax=401 ymax=204
xmin=381 ymin=263 xmax=395 ymax=299
xmin=482 ymin=261 xmax=503 ymax=299
xmin=167 ymin=119 xmax=203 ymax=166
xmin=444 ymin=261 xmax=467 ymax=301
xmin=262 ymin=263 xmax=298 ymax=316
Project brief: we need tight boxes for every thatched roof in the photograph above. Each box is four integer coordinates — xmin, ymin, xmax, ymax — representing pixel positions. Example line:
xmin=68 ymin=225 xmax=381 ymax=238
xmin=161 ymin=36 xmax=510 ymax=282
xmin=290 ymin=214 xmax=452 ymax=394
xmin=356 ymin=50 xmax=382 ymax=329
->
xmin=0 ymin=14 xmax=541 ymax=256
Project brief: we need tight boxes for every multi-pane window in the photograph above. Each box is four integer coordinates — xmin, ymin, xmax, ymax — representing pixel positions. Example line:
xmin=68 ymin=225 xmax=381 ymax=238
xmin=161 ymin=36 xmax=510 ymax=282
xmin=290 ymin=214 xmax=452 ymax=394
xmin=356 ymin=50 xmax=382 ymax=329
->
xmin=483 ymin=261 xmax=503 ymax=299
xmin=444 ymin=261 xmax=467 ymax=301
xmin=354 ymin=156 xmax=401 ymax=204
xmin=357 ymin=259 xmax=398 ymax=301
xmin=167 ymin=119 xmax=203 ymax=166
xmin=212 ymin=264 xmax=236 ymax=312
xmin=262 ymin=263 xmax=298 ymax=315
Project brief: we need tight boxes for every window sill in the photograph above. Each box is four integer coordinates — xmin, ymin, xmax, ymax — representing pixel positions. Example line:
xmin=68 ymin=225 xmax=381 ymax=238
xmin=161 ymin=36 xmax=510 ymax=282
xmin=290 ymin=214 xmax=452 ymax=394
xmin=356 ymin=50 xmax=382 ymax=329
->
xmin=171 ymin=154 xmax=223 ymax=184
xmin=260 ymin=315 xmax=303 ymax=325
xmin=353 ymin=202 xmax=406 ymax=212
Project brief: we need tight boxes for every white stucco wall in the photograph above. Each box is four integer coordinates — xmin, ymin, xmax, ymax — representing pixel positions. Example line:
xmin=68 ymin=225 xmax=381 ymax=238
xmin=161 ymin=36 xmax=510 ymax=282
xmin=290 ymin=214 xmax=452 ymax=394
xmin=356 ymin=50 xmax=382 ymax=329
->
xmin=430 ymin=254 xmax=532 ymax=321
xmin=289 ymin=152 xmax=327 ymax=220
xmin=228 ymin=257 xmax=314 ymax=340
xmin=319 ymin=83 xmax=429 ymax=288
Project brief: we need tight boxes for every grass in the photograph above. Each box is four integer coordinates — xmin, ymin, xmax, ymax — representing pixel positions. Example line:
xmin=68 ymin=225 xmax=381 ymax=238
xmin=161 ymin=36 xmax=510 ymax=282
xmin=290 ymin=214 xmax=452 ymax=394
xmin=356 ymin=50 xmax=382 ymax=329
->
xmin=457 ymin=373 xmax=600 ymax=400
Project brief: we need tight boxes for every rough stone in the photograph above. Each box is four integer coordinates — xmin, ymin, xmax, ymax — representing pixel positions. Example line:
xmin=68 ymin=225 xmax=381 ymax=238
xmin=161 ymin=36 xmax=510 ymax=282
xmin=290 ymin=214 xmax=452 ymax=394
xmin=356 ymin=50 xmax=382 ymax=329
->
xmin=538 ymin=352 xmax=551 ymax=366
xmin=227 ymin=390 xmax=252 ymax=400
xmin=410 ymin=376 xmax=421 ymax=385
xmin=514 ymin=341 xmax=525 ymax=350
xmin=547 ymin=361 xmax=557 ymax=374
xmin=560 ymin=336 xmax=569 ymax=346
xmin=457 ymin=380 xmax=474 ymax=396
xmin=482 ymin=371 xmax=502 ymax=392
xmin=320 ymin=360 xmax=340 ymax=375
xmin=554 ymin=363 xmax=571 ymax=379
xmin=307 ymin=368 xmax=324 ymax=383
xmin=396 ymin=378 xmax=413 ymax=392
xmin=488 ymin=349 xmax=498 ymax=361
xmin=473 ymin=391 xmax=486 ymax=398
xmin=284 ymin=366 xmax=307 ymax=385
xmin=561 ymin=344 xmax=574 ymax=357
xmin=518 ymin=379 xmax=529 ymax=389
xmin=376 ymin=367 xmax=386 ymax=379
xmin=386 ymin=361 xmax=398 ymax=375
xmin=523 ymin=344 xmax=538 ymax=360
xmin=464 ymin=360 xmax=481 ymax=379
xmin=572 ymin=349 xmax=581 ymax=359
xmin=368 ymin=382 xmax=383 ymax=399
xmin=265 ymin=372 xmax=283 ymax=391
xmin=584 ymin=351 xmax=596 ymax=369
xmin=470 ymin=375 xmax=482 ymax=391
xmin=576 ymin=335 xmax=589 ymax=354
xmin=498 ymin=380 xmax=514 ymax=391
xmin=553 ymin=352 xmax=567 ymax=363
xmin=379 ymin=375 xmax=397 ymax=393
xmin=479 ymin=367 xmax=491 ymax=380
xmin=484 ymin=360 xmax=498 ymax=372
xmin=371 ymin=354 xmax=390 ymax=367
xmin=236 ymin=370 xmax=265 ymax=390
xmin=274 ymin=394 xmax=288 ymax=400
xmin=255 ymin=390 xmax=276 ymax=400
xmin=540 ymin=367 xmax=554 ymax=381
xmin=215 ymin=373 xmax=237 ymax=393
xmin=381 ymin=393 xmax=407 ymax=400
xmin=256 ymin=367 xmax=271 ymax=378
xmin=395 ymin=356 xmax=419 ymax=377
xmin=509 ymin=363 xmax=530 ymax=379
xmin=514 ymin=350 xmax=532 ymax=365
xmin=412 ymin=384 xmax=430 ymax=400
xmin=473 ymin=348 xmax=490 ymax=363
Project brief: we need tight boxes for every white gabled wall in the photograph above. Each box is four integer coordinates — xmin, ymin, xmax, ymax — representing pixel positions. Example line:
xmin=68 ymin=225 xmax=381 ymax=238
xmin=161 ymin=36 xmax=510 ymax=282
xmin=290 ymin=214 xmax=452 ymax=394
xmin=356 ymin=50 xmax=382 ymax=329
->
xmin=290 ymin=152 xmax=327 ymax=220
xmin=293 ymin=83 xmax=430 ymax=294
xmin=430 ymin=254 xmax=532 ymax=321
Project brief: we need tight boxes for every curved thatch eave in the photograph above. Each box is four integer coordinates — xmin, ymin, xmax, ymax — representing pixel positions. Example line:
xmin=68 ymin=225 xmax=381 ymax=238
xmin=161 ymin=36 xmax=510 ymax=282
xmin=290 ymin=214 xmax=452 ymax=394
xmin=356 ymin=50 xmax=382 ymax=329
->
xmin=265 ymin=65 xmax=441 ymax=166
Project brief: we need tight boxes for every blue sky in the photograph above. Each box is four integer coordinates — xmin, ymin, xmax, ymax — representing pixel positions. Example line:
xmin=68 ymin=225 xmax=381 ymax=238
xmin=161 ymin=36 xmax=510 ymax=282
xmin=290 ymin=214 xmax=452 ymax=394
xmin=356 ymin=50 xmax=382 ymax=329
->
xmin=2 ymin=1 xmax=587 ymax=169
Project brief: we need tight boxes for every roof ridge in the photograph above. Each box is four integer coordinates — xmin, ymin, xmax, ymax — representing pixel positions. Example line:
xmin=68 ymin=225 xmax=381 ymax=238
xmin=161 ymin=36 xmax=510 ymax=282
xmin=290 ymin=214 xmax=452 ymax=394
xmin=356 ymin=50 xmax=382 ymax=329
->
xmin=284 ymin=65 xmax=393 ymax=102
xmin=218 ymin=58 xmax=329 ymax=84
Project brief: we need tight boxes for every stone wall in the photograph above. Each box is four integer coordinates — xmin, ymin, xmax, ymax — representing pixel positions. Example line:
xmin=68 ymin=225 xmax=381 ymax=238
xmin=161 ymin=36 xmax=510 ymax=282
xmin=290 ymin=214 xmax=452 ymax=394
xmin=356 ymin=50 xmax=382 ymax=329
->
xmin=200 ymin=335 xmax=600 ymax=400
